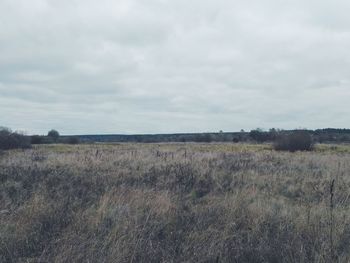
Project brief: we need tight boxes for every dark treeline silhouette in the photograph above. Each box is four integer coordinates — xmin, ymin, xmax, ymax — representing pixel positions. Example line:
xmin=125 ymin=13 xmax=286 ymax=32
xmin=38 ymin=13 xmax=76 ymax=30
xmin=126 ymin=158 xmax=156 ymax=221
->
xmin=76 ymin=128 xmax=350 ymax=144
xmin=1 ymin=126 xmax=350 ymax=150
xmin=0 ymin=127 xmax=79 ymax=150
xmin=76 ymin=132 xmax=244 ymax=143
xmin=30 ymin=129 xmax=79 ymax=145
xmin=0 ymin=127 xmax=31 ymax=150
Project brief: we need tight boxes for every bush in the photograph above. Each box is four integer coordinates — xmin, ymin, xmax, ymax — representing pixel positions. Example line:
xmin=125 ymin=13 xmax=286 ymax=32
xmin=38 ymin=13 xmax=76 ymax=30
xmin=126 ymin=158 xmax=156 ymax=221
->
xmin=274 ymin=130 xmax=313 ymax=152
xmin=0 ymin=128 xmax=31 ymax=150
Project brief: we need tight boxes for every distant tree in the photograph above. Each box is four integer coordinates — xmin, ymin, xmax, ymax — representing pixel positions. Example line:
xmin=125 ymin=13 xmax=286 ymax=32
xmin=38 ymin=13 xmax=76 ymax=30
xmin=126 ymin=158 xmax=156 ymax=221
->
xmin=0 ymin=126 xmax=11 ymax=133
xmin=218 ymin=130 xmax=225 ymax=141
xmin=249 ymin=129 xmax=270 ymax=142
xmin=48 ymin=129 xmax=60 ymax=142
xmin=268 ymin=128 xmax=279 ymax=140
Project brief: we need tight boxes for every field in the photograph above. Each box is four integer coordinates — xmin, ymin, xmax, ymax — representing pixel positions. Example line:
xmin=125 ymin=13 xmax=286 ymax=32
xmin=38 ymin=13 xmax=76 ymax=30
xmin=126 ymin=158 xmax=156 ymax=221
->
xmin=1 ymin=143 xmax=350 ymax=262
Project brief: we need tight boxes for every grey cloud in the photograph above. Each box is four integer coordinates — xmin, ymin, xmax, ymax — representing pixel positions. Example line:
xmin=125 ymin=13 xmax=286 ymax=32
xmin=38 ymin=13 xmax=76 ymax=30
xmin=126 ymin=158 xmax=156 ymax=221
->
xmin=1 ymin=0 xmax=349 ymax=134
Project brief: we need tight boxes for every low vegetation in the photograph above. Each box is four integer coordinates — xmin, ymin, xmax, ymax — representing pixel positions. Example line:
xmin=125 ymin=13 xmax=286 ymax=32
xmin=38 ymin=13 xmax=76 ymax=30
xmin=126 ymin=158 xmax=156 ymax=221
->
xmin=1 ymin=143 xmax=350 ymax=262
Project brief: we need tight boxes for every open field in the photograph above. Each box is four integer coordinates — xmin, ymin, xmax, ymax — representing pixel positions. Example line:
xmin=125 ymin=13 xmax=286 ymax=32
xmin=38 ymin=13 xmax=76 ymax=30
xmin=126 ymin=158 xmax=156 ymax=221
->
xmin=1 ymin=143 xmax=350 ymax=262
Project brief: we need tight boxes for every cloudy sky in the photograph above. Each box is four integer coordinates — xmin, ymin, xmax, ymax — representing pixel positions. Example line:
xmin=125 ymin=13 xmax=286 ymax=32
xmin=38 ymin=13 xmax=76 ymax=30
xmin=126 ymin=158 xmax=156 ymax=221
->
xmin=1 ymin=0 xmax=350 ymax=135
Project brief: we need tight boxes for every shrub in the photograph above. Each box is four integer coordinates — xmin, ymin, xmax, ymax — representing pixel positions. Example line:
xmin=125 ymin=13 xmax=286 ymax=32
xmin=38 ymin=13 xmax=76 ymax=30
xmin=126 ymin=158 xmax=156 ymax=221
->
xmin=0 ymin=128 xmax=31 ymax=150
xmin=274 ymin=130 xmax=313 ymax=152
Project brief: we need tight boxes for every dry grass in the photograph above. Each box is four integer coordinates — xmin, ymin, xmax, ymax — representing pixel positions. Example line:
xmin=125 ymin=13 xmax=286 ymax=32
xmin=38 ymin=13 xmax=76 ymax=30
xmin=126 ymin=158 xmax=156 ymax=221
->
xmin=1 ymin=143 xmax=350 ymax=262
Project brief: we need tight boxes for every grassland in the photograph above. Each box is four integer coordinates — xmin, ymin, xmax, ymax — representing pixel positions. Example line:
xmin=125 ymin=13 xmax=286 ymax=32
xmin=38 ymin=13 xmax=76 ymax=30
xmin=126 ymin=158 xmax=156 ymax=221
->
xmin=1 ymin=143 xmax=350 ymax=262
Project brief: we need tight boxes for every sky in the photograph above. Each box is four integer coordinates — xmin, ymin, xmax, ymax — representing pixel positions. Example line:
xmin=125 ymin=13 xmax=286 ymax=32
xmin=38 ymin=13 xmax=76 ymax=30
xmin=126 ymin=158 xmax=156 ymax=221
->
xmin=1 ymin=0 xmax=350 ymax=135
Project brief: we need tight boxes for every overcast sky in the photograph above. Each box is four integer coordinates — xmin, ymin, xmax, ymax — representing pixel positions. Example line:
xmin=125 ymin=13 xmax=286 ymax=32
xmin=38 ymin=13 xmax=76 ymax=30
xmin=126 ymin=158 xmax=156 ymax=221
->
xmin=1 ymin=0 xmax=350 ymax=135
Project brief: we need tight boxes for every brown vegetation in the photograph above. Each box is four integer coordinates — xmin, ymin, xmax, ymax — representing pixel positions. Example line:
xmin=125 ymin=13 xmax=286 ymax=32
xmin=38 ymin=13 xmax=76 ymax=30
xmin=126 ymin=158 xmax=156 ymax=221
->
xmin=1 ymin=143 xmax=350 ymax=262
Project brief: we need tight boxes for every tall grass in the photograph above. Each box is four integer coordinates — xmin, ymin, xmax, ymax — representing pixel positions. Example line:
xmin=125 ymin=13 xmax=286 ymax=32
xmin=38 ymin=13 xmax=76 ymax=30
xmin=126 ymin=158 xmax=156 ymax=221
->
xmin=1 ymin=143 xmax=350 ymax=262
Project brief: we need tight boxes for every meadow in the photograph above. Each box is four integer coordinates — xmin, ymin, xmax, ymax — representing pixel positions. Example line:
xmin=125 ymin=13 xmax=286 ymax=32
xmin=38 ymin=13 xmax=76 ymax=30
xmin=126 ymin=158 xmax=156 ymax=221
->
xmin=1 ymin=143 xmax=350 ymax=262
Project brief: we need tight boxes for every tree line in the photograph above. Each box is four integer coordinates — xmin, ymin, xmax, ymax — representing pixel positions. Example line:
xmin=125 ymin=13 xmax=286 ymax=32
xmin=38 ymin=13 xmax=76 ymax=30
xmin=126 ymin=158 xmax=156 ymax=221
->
xmin=1 ymin=126 xmax=349 ymax=151
xmin=0 ymin=128 xmax=79 ymax=150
